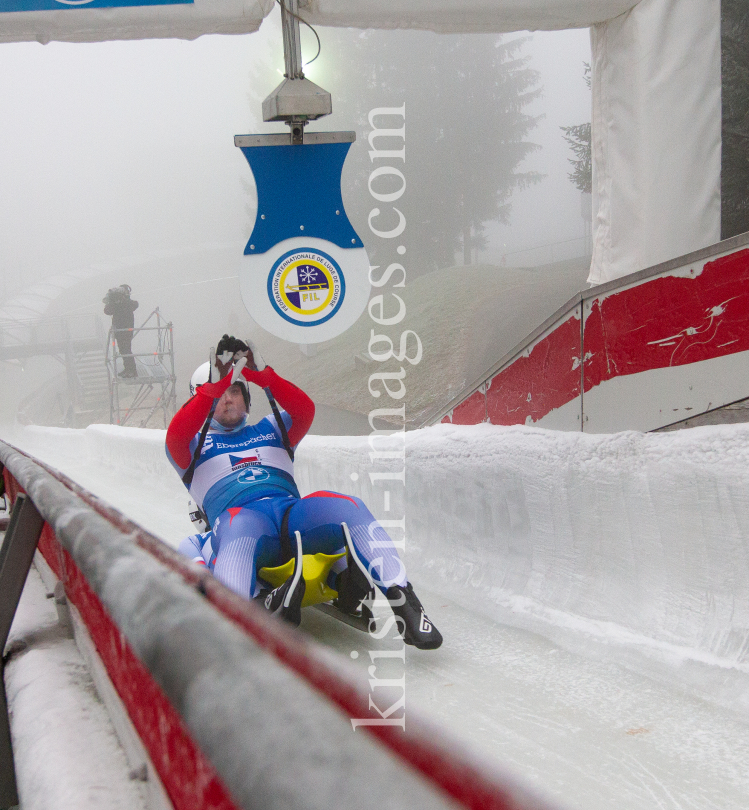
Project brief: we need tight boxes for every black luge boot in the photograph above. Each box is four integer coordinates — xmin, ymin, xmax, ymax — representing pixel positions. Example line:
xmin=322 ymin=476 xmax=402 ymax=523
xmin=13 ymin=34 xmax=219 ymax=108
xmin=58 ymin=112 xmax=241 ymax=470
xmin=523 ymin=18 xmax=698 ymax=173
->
xmin=263 ymin=575 xmax=305 ymax=627
xmin=334 ymin=522 xmax=374 ymax=619
xmin=262 ymin=530 xmax=305 ymax=627
xmin=335 ymin=558 xmax=373 ymax=616
xmin=385 ymin=582 xmax=443 ymax=650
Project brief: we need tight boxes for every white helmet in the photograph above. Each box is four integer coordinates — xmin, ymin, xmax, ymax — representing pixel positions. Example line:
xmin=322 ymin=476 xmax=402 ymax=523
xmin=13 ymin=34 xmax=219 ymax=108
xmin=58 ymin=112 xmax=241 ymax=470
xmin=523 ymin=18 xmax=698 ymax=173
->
xmin=189 ymin=360 xmax=250 ymax=410
xmin=189 ymin=361 xmax=211 ymax=397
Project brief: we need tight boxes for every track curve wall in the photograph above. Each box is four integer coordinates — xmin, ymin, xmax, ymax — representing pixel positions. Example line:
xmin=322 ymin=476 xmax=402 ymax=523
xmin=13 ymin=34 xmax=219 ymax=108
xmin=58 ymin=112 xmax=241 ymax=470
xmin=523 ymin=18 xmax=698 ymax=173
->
xmin=295 ymin=423 xmax=749 ymax=716
xmin=11 ymin=420 xmax=749 ymax=720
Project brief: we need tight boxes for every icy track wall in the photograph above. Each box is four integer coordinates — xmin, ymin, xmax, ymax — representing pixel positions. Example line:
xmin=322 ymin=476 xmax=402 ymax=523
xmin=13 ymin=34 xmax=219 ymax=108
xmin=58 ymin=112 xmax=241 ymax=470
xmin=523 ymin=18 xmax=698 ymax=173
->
xmin=299 ymin=425 xmax=749 ymax=702
xmin=14 ymin=421 xmax=749 ymax=715
xmin=1 ymin=437 xmax=559 ymax=810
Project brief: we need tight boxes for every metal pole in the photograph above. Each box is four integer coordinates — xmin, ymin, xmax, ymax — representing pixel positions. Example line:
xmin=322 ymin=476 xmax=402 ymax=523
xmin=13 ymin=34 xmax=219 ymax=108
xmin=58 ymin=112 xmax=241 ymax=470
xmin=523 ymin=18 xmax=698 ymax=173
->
xmin=260 ymin=0 xmax=331 ymax=138
xmin=0 ymin=680 xmax=16 ymax=810
xmin=0 ymin=494 xmax=45 ymax=808
xmin=280 ymin=0 xmax=303 ymax=79
xmin=0 ymin=493 xmax=45 ymax=661
xmin=168 ymin=323 xmax=176 ymax=421
xmin=63 ymin=318 xmax=78 ymax=426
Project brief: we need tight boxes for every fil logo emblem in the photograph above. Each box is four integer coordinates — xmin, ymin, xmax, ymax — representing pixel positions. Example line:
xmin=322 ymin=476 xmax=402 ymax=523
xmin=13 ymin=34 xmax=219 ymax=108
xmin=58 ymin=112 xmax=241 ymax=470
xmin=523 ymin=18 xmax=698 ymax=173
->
xmin=268 ymin=248 xmax=345 ymax=327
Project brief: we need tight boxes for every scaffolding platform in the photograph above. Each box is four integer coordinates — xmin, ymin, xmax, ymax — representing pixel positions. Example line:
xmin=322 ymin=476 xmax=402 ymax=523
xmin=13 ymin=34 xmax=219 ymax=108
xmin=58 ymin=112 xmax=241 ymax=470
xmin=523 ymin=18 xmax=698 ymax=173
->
xmin=106 ymin=308 xmax=176 ymax=428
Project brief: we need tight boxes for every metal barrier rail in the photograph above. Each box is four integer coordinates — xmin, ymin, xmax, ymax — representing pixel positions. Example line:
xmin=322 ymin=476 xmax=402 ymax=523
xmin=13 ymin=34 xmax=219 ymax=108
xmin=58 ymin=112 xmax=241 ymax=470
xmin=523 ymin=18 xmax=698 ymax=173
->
xmin=427 ymin=229 xmax=749 ymax=431
xmin=0 ymin=440 xmax=559 ymax=810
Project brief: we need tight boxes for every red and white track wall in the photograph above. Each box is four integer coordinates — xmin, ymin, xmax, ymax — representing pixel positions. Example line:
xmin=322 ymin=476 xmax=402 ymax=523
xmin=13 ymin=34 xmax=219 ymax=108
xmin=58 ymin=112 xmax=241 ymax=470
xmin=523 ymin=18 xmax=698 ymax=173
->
xmin=440 ymin=232 xmax=749 ymax=433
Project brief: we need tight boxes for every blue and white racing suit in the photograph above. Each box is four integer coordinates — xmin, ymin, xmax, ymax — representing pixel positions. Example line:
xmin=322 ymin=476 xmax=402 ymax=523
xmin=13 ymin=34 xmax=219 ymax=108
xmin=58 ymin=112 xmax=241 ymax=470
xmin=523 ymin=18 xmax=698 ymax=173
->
xmin=166 ymin=368 xmax=406 ymax=600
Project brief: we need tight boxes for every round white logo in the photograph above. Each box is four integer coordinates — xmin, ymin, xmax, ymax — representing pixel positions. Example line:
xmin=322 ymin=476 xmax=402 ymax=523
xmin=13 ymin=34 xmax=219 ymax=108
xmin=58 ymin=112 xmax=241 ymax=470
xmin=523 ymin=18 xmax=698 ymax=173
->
xmin=240 ymin=236 xmax=370 ymax=344
xmin=268 ymin=248 xmax=344 ymax=327
xmin=237 ymin=468 xmax=270 ymax=484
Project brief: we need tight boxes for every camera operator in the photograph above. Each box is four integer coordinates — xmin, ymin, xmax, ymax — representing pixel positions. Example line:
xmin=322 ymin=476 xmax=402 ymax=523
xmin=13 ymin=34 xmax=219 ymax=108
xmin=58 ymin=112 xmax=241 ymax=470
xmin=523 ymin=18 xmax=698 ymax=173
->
xmin=103 ymin=284 xmax=139 ymax=378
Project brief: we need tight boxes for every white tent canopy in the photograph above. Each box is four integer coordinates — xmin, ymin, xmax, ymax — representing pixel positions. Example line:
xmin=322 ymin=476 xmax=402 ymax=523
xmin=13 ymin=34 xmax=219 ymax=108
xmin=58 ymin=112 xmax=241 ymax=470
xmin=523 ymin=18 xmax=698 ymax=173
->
xmin=0 ymin=0 xmax=722 ymax=285
xmin=295 ymin=0 xmax=638 ymax=33
xmin=298 ymin=0 xmax=721 ymax=285
xmin=588 ymin=0 xmax=720 ymax=284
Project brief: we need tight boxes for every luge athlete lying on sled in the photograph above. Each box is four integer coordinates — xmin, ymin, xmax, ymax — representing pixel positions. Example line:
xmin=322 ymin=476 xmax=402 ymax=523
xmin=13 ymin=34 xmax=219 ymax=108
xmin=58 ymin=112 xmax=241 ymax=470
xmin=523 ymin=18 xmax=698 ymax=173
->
xmin=166 ymin=336 xmax=442 ymax=649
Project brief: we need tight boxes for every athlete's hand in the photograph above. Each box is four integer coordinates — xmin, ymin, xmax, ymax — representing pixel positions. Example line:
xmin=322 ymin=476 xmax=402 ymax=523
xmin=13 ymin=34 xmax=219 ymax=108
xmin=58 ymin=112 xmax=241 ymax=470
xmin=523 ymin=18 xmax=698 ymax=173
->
xmin=216 ymin=334 xmax=246 ymax=355
xmin=244 ymin=339 xmax=266 ymax=372
xmin=214 ymin=350 xmax=233 ymax=380
xmin=216 ymin=335 xmax=249 ymax=358
xmin=215 ymin=335 xmax=250 ymax=378
xmin=214 ymin=335 xmax=266 ymax=375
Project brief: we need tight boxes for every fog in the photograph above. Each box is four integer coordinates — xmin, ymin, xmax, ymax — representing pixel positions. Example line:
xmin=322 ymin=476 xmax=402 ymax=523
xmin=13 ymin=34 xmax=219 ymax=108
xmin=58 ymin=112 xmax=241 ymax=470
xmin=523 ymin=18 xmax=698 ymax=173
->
xmin=0 ymin=9 xmax=590 ymax=432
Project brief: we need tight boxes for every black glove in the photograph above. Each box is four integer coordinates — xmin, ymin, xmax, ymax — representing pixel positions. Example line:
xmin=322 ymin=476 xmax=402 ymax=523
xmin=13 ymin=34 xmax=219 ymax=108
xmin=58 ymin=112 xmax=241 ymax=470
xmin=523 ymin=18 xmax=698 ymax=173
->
xmin=216 ymin=334 xmax=249 ymax=357
xmin=214 ymin=335 xmax=252 ymax=378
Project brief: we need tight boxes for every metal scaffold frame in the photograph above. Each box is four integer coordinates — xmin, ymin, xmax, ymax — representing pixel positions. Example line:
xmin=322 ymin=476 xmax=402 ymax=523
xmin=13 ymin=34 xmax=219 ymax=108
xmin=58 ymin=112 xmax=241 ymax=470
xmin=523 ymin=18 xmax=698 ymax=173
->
xmin=105 ymin=307 xmax=177 ymax=428
xmin=1 ymin=313 xmax=109 ymax=427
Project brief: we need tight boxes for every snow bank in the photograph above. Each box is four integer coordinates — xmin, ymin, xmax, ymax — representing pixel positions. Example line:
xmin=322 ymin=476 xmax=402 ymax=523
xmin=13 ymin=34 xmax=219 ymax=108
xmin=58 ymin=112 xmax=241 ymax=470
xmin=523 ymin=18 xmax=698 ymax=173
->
xmin=17 ymin=424 xmax=167 ymax=475
xmin=12 ymin=421 xmax=749 ymax=709
xmin=14 ymin=424 xmax=194 ymax=542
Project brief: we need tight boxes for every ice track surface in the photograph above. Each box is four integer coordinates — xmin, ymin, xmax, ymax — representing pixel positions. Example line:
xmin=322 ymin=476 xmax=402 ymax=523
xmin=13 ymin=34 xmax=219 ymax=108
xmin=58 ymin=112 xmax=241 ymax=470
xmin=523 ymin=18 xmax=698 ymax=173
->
xmin=8 ymin=422 xmax=749 ymax=810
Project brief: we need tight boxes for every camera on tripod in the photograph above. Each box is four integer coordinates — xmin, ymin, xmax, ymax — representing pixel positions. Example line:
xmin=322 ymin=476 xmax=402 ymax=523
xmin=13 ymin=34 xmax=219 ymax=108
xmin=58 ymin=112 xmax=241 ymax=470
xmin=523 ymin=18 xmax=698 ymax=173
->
xmin=102 ymin=284 xmax=132 ymax=306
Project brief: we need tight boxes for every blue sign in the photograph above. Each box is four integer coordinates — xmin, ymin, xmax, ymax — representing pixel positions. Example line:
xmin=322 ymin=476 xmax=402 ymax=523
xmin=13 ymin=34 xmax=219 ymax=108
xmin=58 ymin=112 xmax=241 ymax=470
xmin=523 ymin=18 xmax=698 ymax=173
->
xmin=240 ymin=142 xmax=361 ymax=254
xmin=236 ymin=134 xmax=370 ymax=344
xmin=1 ymin=0 xmax=191 ymax=11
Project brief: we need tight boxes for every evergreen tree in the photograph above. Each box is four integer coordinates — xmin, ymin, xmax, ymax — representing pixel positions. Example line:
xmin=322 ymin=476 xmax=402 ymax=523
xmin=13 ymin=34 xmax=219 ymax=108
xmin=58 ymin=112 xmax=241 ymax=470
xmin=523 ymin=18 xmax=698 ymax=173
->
xmin=560 ymin=122 xmax=591 ymax=195
xmin=560 ymin=64 xmax=591 ymax=195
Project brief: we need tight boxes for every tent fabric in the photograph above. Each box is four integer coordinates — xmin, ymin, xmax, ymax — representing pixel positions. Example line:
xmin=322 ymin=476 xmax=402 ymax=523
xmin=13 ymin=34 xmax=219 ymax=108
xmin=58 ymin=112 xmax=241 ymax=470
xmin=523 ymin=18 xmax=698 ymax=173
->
xmin=588 ymin=0 xmax=721 ymax=284
xmin=295 ymin=0 xmax=638 ymax=34
xmin=302 ymin=0 xmax=722 ymax=285
xmin=0 ymin=0 xmax=639 ymax=44
xmin=0 ymin=0 xmax=273 ymax=44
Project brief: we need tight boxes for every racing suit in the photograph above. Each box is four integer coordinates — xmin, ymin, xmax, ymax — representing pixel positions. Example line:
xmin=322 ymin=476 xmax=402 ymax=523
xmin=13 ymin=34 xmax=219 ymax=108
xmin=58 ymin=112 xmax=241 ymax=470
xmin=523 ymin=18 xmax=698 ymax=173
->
xmin=166 ymin=367 xmax=406 ymax=600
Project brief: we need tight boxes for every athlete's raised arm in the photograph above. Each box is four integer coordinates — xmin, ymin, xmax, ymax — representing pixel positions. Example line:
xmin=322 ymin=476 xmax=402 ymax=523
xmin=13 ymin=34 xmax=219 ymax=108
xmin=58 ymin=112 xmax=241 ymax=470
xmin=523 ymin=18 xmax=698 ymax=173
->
xmin=165 ymin=374 xmax=237 ymax=470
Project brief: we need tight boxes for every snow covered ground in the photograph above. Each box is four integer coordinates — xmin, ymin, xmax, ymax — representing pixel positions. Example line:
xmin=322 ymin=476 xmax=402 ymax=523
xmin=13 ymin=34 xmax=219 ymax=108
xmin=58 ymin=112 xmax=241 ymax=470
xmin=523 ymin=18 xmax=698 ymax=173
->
xmin=2 ymin=548 xmax=148 ymax=810
xmin=5 ymin=421 xmax=749 ymax=810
